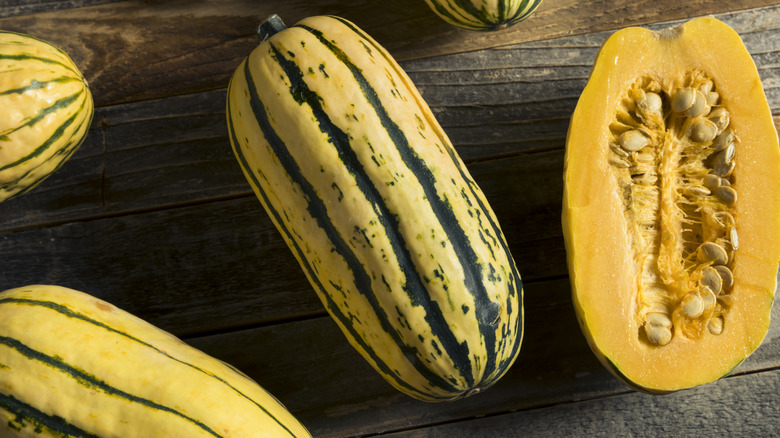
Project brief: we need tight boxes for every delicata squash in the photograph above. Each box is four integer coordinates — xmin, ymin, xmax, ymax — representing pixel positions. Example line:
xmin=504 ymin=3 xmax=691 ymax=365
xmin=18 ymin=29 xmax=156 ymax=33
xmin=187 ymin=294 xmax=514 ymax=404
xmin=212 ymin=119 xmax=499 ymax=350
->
xmin=0 ymin=31 xmax=93 ymax=202
xmin=562 ymin=17 xmax=780 ymax=392
xmin=226 ymin=15 xmax=523 ymax=402
xmin=0 ymin=285 xmax=310 ymax=437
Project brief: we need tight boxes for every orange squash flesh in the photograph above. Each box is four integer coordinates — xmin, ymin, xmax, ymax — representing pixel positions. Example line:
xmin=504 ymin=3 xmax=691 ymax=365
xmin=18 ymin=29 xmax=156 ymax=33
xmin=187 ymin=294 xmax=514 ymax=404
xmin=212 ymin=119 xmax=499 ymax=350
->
xmin=562 ymin=17 xmax=780 ymax=392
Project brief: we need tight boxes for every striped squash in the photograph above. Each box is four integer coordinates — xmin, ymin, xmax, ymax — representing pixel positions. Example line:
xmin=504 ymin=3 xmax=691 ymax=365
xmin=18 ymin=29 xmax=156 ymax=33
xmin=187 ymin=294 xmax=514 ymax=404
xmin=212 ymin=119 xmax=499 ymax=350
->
xmin=0 ymin=31 xmax=93 ymax=203
xmin=226 ymin=15 xmax=523 ymax=402
xmin=0 ymin=285 xmax=310 ymax=437
xmin=424 ymin=0 xmax=543 ymax=31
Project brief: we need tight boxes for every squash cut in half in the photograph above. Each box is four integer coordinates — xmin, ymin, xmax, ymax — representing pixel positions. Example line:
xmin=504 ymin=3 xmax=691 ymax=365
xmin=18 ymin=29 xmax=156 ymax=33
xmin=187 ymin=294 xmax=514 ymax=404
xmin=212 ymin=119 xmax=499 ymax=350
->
xmin=562 ymin=17 xmax=780 ymax=392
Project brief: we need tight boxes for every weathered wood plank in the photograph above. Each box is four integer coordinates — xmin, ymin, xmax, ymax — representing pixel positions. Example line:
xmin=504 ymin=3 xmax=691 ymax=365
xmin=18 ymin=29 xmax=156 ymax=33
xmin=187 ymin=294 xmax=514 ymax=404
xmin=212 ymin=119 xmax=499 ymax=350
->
xmin=0 ymin=1 xmax=777 ymax=106
xmin=186 ymin=273 xmax=780 ymax=437
xmin=0 ymin=0 xmax=123 ymax=18
xmin=383 ymin=369 xmax=780 ymax=437
xmin=1 ymin=5 xmax=778 ymax=231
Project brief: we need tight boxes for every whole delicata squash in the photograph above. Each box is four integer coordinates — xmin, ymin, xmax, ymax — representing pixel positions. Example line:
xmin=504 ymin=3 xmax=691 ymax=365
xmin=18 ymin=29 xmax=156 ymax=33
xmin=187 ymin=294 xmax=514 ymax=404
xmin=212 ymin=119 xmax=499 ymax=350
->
xmin=562 ymin=17 xmax=780 ymax=392
xmin=0 ymin=31 xmax=93 ymax=202
xmin=226 ymin=15 xmax=523 ymax=402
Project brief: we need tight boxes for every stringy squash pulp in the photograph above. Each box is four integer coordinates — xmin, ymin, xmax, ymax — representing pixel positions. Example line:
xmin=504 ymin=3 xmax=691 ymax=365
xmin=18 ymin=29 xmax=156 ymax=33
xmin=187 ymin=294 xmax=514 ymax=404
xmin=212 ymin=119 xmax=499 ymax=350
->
xmin=562 ymin=17 xmax=780 ymax=392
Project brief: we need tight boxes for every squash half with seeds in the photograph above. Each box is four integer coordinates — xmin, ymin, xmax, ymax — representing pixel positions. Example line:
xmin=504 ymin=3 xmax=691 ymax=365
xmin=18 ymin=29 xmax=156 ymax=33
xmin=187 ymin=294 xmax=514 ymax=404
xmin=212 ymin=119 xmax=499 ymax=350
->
xmin=563 ymin=17 xmax=780 ymax=392
xmin=226 ymin=15 xmax=523 ymax=402
xmin=0 ymin=285 xmax=311 ymax=437
xmin=0 ymin=31 xmax=93 ymax=202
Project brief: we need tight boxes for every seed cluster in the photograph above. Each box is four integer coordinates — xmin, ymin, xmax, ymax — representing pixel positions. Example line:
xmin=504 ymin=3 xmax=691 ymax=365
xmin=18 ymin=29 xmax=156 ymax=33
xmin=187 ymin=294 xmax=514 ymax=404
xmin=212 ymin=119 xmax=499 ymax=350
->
xmin=608 ymin=72 xmax=738 ymax=347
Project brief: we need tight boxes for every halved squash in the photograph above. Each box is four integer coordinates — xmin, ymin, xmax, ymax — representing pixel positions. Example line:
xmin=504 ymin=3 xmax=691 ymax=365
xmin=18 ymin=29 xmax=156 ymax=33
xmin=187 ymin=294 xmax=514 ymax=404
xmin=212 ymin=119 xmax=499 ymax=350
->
xmin=562 ymin=17 xmax=780 ymax=392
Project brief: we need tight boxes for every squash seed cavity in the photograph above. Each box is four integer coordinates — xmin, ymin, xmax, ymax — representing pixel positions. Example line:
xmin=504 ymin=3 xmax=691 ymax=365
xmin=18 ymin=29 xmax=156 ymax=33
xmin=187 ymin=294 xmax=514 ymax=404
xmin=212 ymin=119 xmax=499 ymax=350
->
xmin=608 ymin=72 xmax=739 ymax=346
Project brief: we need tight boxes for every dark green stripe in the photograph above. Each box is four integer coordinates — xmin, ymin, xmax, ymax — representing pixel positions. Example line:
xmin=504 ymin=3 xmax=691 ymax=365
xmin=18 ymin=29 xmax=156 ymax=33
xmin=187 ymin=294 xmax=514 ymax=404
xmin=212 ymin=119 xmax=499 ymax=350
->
xmin=327 ymin=15 xmax=524 ymax=386
xmin=235 ymin=59 xmax=458 ymax=400
xmin=267 ymin=42 xmax=475 ymax=391
xmin=0 ymin=53 xmax=79 ymax=76
xmin=0 ymin=297 xmax=300 ymax=436
xmin=0 ymin=336 xmax=222 ymax=437
xmin=0 ymin=91 xmax=82 ymax=146
xmin=506 ymin=0 xmax=542 ymax=25
xmin=0 ymin=393 xmax=99 ymax=438
xmin=0 ymin=77 xmax=79 ymax=97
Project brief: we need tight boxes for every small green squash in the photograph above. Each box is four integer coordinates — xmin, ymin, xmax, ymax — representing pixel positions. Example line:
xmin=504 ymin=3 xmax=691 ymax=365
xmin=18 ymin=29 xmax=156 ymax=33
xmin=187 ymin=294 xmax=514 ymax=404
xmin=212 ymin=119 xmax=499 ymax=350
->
xmin=424 ymin=0 xmax=543 ymax=31
xmin=0 ymin=31 xmax=93 ymax=203
xmin=0 ymin=285 xmax=311 ymax=437
xmin=226 ymin=15 xmax=523 ymax=402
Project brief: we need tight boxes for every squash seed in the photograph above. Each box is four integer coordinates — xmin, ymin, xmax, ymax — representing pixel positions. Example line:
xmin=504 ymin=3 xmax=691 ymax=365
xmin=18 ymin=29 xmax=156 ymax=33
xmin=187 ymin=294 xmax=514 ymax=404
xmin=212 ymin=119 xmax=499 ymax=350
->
xmin=690 ymin=119 xmax=718 ymax=143
xmin=707 ymin=315 xmax=724 ymax=335
xmin=609 ymin=156 xmax=632 ymax=168
xmin=685 ymin=90 xmax=709 ymax=118
xmin=700 ymin=286 xmax=717 ymax=310
xmin=713 ymin=158 xmax=735 ymax=177
xmin=712 ymin=129 xmax=735 ymax=151
xmin=672 ymin=87 xmax=696 ymax=112
xmin=708 ymin=107 xmax=730 ymax=132
xmin=638 ymin=91 xmax=663 ymax=115
xmin=620 ymin=129 xmax=651 ymax=152
xmin=681 ymin=293 xmax=704 ymax=318
xmin=714 ymin=185 xmax=737 ymax=205
xmin=701 ymin=266 xmax=722 ymax=294
xmin=718 ymin=294 xmax=735 ymax=307
xmin=610 ymin=143 xmax=630 ymax=157
xmin=714 ymin=265 xmax=734 ymax=289
xmin=705 ymin=91 xmax=720 ymax=107
xmin=730 ymin=226 xmax=739 ymax=251
xmin=644 ymin=312 xmax=673 ymax=346
xmin=684 ymin=185 xmax=710 ymax=197
xmin=703 ymin=174 xmax=721 ymax=190
xmin=699 ymin=242 xmax=729 ymax=265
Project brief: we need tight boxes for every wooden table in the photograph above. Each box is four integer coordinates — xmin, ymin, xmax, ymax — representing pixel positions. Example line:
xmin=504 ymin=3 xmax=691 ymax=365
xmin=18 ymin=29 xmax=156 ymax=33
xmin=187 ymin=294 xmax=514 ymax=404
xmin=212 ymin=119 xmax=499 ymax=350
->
xmin=2 ymin=1 xmax=779 ymax=436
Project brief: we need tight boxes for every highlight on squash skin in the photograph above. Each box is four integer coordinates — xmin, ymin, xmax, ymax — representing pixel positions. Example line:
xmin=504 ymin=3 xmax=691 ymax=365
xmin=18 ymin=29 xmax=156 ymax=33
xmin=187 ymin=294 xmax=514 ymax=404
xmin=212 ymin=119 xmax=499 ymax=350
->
xmin=562 ymin=17 xmax=780 ymax=393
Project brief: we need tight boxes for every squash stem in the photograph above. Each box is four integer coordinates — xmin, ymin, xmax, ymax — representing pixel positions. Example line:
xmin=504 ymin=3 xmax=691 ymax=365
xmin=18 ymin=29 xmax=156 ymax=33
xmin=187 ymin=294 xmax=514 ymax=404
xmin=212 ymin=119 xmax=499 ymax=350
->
xmin=257 ymin=14 xmax=287 ymax=42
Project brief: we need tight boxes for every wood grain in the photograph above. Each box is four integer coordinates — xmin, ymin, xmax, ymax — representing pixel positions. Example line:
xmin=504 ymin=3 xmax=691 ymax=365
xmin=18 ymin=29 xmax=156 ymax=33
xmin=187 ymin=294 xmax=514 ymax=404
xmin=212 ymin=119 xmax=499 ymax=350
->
xmin=1 ymin=0 xmax=777 ymax=106
xmin=382 ymin=370 xmax=780 ymax=436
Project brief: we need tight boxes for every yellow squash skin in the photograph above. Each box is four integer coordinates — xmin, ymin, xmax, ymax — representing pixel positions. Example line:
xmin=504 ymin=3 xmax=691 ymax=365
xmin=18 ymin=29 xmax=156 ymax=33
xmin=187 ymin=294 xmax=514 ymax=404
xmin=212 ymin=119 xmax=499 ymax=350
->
xmin=226 ymin=15 xmax=523 ymax=402
xmin=0 ymin=31 xmax=94 ymax=203
xmin=0 ymin=285 xmax=311 ymax=438
xmin=562 ymin=17 xmax=780 ymax=393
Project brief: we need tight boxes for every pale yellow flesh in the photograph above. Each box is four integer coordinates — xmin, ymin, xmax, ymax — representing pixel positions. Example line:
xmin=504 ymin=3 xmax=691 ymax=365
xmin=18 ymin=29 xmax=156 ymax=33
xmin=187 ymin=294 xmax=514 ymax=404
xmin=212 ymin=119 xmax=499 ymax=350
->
xmin=0 ymin=285 xmax=310 ymax=437
xmin=563 ymin=17 xmax=780 ymax=391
